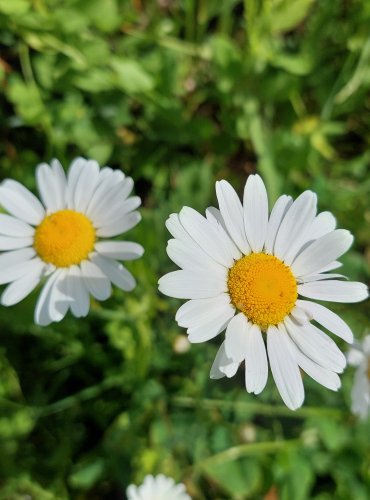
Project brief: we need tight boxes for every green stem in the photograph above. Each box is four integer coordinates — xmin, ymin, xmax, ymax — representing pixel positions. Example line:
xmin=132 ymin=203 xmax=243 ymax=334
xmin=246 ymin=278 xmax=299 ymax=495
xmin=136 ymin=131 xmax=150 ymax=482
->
xmin=173 ymin=396 xmax=344 ymax=419
xmin=197 ymin=439 xmax=300 ymax=469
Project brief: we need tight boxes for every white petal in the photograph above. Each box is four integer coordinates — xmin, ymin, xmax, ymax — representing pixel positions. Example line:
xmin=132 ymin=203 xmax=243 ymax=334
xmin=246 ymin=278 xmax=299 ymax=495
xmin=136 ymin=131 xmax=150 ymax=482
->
xmin=347 ymin=345 xmax=365 ymax=367
xmin=0 ymin=181 xmax=45 ymax=225
xmin=46 ymin=270 xmax=70 ymax=323
xmin=298 ymin=280 xmax=368 ymax=303
xmin=291 ymin=343 xmax=341 ymax=391
xmin=243 ymin=174 xmax=268 ymax=253
xmin=0 ymin=214 xmax=34 ymax=237
xmin=65 ymin=266 xmax=90 ymax=318
xmin=36 ymin=160 xmax=67 ymax=212
xmin=264 ymin=195 xmax=292 ymax=254
xmin=302 ymin=211 xmax=336 ymax=244
xmin=66 ymin=157 xmax=86 ymax=209
xmin=73 ymin=159 xmax=100 ymax=212
xmin=1 ymin=260 xmax=44 ymax=305
xmin=316 ymin=261 xmax=342 ymax=273
xmin=187 ymin=306 xmax=235 ymax=343
xmin=301 ymin=273 xmax=346 ymax=283
xmin=166 ymin=238 xmax=227 ymax=280
xmin=94 ymin=241 xmax=144 ymax=261
xmin=274 ymin=191 xmax=317 ymax=263
xmin=289 ymin=305 xmax=311 ymax=325
xmin=297 ymin=299 xmax=353 ymax=343
xmin=205 ymin=206 xmax=227 ymax=231
xmin=351 ymin=367 xmax=370 ymax=419
xmin=224 ymin=313 xmax=249 ymax=363
xmin=158 ymin=270 xmax=226 ymax=299
xmin=0 ymin=235 xmax=34 ymax=251
xmin=291 ymin=229 xmax=353 ymax=277
xmin=175 ymin=294 xmax=234 ymax=327
xmin=34 ymin=270 xmax=65 ymax=326
xmin=216 ymin=180 xmax=250 ymax=254
xmin=245 ymin=324 xmax=268 ymax=394
xmin=0 ymin=256 xmax=43 ymax=285
xmin=179 ymin=207 xmax=238 ymax=267
xmin=210 ymin=342 xmax=239 ymax=379
xmin=285 ymin=316 xmax=346 ymax=373
xmin=91 ymin=253 xmax=136 ymax=291
xmin=89 ymin=178 xmax=133 ymax=224
xmin=0 ymin=247 xmax=36 ymax=269
xmin=80 ymin=260 xmax=112 ymax=300
xmin=165 ymin=213 xmax=195 ymax=245
xmin=96 ymin=211 xmax=141 ymax=237
xmin=267 ymin=325 xmax=304 ymax=410
xmin=85 ymin=169 xmax=120 ymax=217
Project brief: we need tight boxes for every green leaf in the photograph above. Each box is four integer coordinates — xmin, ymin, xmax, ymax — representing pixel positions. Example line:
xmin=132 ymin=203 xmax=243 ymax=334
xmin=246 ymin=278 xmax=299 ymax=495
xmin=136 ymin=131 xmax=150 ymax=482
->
xmin=111 ymin=58 xmax=155 ymax=94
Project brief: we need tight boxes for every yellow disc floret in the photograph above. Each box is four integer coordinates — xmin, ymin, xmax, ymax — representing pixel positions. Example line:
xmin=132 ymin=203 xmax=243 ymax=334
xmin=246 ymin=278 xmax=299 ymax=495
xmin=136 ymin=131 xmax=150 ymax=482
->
xmin=34 ymin=210 xmax=95 ymax=267
xmin=228 ymin=253 xmax=297 ymax=330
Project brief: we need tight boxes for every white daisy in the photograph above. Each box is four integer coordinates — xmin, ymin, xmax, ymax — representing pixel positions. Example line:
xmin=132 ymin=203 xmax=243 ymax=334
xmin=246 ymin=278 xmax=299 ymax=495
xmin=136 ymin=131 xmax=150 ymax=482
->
xmin=158 ymin=174 xmax=368 ymax=410
xmin=126 ymin=474 xmax=191 ymax=500
xmin=347 ymin=335 xmax=370 ymax=419
xmin=0 ymin=157 xmax=143 ymax=326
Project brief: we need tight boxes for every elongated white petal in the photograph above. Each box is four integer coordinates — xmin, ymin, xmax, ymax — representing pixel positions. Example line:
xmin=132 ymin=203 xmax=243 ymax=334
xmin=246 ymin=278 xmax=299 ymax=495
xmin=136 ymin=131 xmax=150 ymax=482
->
xmin=80 ymin=260 xmax=111 ymax=300
xmin=210 ymin=342 xmax=239 ymax=379
xmin=225 ymin=313 xmax=249 ymax=363
xmin=205 ymin=207 xmax=227 ymax=231
xmin=245 ymin=324 xmax=268 ymax=394
xmin=175 ymin=294 xmax=234 ymax=327
xmin=96 ymin=211 xmax=141 ymax=237
xmin=73 ymin=159 xmax=100 ymax=212
xmin=301 ymin=273 xmax=346 ymax=283
xmin=302 ymin=211 xmax=336 ymax=244
xmin=0 ymin=257 xmax=43 ymax=285
xmin=291 ymin=229 xmax=353 ymax=277
xmin=243 ymin=174 xmax=268 ymax=253
xmin=91 ymin=253 xmax=136 ymax=291
xmin=274 ymin=191 xmax=317 ymax=263
xmin=36 ymin=160 xmax=67 ymax=212
xmin=267 ymin=325 xmax=304 ymax=410
xmin=264 ymin=195 xmax=292 ymax=254
xmin=187 ymin=306 xmax=235 ymax=343
xmin=179 ymin=207 xmax=238 ymax=267
xmin=296 ymin=299 xmax=353 ymax=343
xmin=351 ymin=367 xmax=370 ymax=418
xmin=158 ymin=270 xmax=226 ymax=299
xmin=316 ymin=261 xmax=342 ymax=273
xmin=216 ymin=180 xmax=250 ymax=254
xmin=0 ymin=214 xmax=34 ymax=237
xmin=66 ymin=265 xmax=90 ymax=318
xmin=285 ymin=317 xmax=346 ymax=373
xmin=95 ymin=241 xmax=144 ymax=261
xmin=66 ymin=157 xmax=86 ymax=209
xmin=0 ymin=181 xmax=45 ymax=225
xmin=166 ymin=238 xmax=227 ymax=280
xmin=298 ymin=280 xmax=368 ymax=303
xmin=0 ymin=247 xmax=36 ymax=269
xmin=34 ymin=270 xmax=63 ymax=326
xmin=1 ymin=260 xmax=44 ymax=306
xmin=291 ymin=342 xmax=341 ymax=391
xmin=0 ymin=236 xmax=33 ymax=251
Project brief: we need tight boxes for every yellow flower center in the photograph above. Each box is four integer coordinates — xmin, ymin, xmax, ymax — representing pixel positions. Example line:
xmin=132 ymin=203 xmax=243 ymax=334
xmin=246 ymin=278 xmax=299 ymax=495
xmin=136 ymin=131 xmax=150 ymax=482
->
xmin=34 ymin=210 xmax=95 ymax=267
xmin=228 ymin=253 xmax=297 ymax=330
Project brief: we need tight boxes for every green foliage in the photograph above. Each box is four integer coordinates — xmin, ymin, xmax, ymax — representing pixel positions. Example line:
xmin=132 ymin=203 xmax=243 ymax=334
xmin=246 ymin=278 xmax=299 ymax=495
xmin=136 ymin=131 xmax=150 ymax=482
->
xmin=0 ymin=0 xmax=369 ymax=498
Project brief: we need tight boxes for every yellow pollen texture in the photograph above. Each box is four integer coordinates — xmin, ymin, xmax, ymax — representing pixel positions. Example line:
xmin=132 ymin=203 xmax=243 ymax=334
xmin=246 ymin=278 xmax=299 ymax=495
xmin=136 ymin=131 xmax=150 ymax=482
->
xmin=34 ymin=210 xmax=95 ymax=267
xmin=228 ymin=253 xmax=297 ymax=329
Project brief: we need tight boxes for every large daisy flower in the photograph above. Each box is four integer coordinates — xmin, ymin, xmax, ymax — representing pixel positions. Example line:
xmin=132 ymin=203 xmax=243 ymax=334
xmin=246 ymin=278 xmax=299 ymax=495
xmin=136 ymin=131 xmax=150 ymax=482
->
xmin=158 ymin=174 xmax=368 ymax=410
xmin=0 ymin=157 xmax=143 ymax=326
xmin=347 ymin=335 xmax=370 ymax=419
xmin=126 ymin=474 xmax=191 ymax=500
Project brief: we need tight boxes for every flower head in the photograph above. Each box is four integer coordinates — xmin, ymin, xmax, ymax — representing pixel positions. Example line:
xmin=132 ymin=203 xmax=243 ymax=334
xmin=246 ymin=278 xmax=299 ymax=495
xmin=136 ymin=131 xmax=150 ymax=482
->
xmin=126 ymin=474 xmax=191 ymax=500
xmin=159 ymin=174 xmax=368 ymax=410
xmin=0 ymin=158 xmax=143 ymax=325
xmin=347 ymin=335 xmax=370 ymax=419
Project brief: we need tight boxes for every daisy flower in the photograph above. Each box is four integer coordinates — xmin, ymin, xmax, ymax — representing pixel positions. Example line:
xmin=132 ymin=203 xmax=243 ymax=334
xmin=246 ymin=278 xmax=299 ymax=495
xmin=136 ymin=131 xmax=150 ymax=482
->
xmin=347 ymin=335 xmax=370 ymax=419
xmin=0 ymin=157 xmax=143 ymax=326
xmin=126 ymin=474 xmax=191 ymax=500
xmin=158 ymin=174 xmax=368 ymax=410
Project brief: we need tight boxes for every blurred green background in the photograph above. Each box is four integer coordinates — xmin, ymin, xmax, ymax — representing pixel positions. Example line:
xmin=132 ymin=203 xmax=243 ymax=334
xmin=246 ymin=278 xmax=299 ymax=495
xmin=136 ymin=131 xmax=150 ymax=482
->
xmin=0 ymin=0 xmax=369 ymax=498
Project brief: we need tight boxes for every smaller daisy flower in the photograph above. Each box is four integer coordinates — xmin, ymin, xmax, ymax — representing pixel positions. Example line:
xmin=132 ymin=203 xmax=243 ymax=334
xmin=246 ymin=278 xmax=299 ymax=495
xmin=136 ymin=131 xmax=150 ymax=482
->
xmin=126 ymin=474 xmax=191 ymax=500
xmin=0 ymin=158 xmax=143 ymax=325
xmin=347 ymin=335 xmax=370 ymax=419
xmin=159 ymin=174 xmax=368 ymax=410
